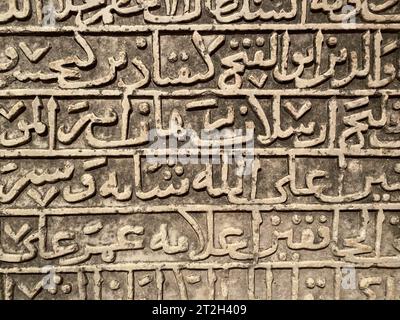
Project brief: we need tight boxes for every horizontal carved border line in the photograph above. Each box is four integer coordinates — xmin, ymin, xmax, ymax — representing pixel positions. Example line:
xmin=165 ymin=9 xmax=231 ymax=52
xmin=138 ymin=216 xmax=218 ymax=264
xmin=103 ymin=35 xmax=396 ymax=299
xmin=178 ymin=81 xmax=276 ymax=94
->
xmin=2 ymin=204 xmax=400 ymax=216
xmin=2 ymin=24 xmax=400 ymax=33
xmin=1 ymin=89 xmax=400 ymax=97
xmin=1 ymin=261 xmax=399 ymax=273
xmin=0 ymin=148 xmax=400 ymax=158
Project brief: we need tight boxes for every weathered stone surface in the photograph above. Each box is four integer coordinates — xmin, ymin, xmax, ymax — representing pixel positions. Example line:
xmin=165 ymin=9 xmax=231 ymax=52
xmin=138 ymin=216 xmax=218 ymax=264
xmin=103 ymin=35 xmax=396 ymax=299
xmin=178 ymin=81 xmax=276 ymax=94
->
xmin=1 ymin=0 xmax=400 ymax=300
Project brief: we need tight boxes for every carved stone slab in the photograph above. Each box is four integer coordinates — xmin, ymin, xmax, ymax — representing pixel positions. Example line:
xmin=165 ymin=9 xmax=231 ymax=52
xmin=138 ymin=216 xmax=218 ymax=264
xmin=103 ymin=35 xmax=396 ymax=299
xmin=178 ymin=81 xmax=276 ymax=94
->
xmin=0 ymin=0 xmax=400 ymax=300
